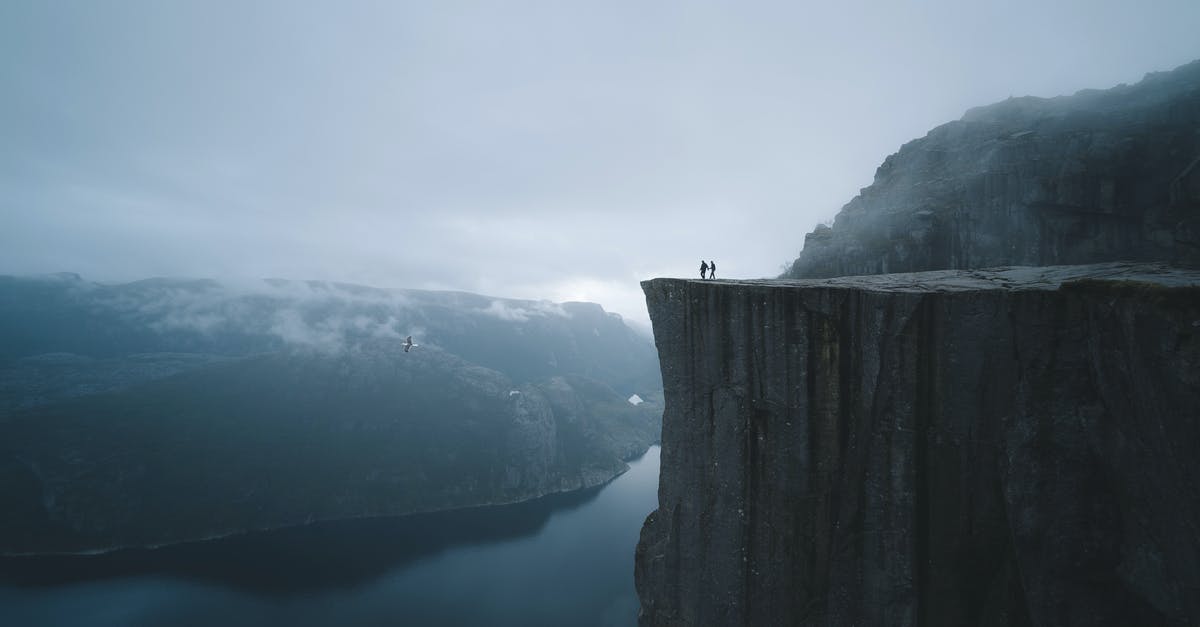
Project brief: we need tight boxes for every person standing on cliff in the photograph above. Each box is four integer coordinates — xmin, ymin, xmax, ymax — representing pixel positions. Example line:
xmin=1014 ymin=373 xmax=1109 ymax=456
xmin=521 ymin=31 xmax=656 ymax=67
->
xmin=700 ymin=260 xmax=708 ymax=279
xmin=708 ymin=260 xmax=716 ymax=279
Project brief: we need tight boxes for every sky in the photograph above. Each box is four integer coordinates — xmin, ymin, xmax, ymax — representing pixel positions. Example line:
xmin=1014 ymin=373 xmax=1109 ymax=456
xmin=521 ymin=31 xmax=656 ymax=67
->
xmin=3 ymin=0 xmax=1199 ymax=329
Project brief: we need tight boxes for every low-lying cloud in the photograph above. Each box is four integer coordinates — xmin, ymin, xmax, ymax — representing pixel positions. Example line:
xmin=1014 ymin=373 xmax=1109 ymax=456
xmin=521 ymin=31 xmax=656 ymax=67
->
xmin=479 ymin=299 xmax=567 ymax=322
xmin=87 ymin=277 xmax=583 ymax=354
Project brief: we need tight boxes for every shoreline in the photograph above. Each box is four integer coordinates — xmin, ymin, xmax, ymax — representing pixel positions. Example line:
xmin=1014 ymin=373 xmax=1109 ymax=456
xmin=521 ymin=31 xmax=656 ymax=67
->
xmin=0 ymin=443 xmax=657 ymax=559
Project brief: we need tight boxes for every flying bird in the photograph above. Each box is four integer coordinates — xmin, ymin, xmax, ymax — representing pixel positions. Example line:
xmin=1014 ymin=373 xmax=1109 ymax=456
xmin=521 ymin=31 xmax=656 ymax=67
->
xmin=403 ymin=336 xmax=416 ymax=353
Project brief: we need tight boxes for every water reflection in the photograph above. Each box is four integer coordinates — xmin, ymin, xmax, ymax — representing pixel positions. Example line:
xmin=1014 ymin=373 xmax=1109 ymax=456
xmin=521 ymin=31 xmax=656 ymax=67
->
xmin=0 ymin=446 xmax=660 ymax=627
xmin=1 ymin=483 xmax=604 ymax=595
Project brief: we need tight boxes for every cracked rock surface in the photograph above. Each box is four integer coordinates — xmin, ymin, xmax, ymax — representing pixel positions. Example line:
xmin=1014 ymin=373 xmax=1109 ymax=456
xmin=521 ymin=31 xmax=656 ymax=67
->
xmin=636 ymin=263 xmax=1200 ymax=627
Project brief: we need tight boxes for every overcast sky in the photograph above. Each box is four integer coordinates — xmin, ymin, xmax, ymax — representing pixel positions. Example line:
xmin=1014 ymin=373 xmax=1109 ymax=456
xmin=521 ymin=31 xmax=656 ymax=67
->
xmin=3 ymin=1 xmax=1198 ymax=328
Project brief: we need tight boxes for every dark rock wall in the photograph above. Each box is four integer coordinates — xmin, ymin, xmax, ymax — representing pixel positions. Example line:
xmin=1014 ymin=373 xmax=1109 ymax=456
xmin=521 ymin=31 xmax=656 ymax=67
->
xmin=785 ymin=60 xmax=1200 ymax=279
xmin=636 ymin=264 xmax=1200 ymax=626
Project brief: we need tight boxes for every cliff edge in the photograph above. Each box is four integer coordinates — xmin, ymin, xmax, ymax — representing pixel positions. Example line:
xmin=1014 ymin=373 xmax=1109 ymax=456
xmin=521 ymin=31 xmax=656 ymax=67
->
xmin=636 ymin=263 xmax=1199 ymax=626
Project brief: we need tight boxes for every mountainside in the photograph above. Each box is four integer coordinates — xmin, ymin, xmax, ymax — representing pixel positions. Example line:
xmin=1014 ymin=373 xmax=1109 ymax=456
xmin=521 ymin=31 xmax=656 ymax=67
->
xmin=636 ymin=265 xmax=1200 ymax=626
xmin=0 ymin=273 xmax=661 ymax=395
xmin=0 ymin=274 xmax=662 ymax=554
xmin=637 ymin=61 xmax=1200 ymax=626
xmin=784 ymin=59 xmax=1200 ymax=278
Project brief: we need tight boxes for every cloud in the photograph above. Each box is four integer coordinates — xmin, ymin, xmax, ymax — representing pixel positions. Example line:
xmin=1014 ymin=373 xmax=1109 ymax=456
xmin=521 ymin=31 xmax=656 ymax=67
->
xmin=93 ymin=278 xmax=417 ymax=354
xmin=478 ymin=299 xmax=568 ymax=322
xmin=85 ymin=276 xmax=615 ymax=354
xmin=4 ymin=0 xmax=1199 ymax=330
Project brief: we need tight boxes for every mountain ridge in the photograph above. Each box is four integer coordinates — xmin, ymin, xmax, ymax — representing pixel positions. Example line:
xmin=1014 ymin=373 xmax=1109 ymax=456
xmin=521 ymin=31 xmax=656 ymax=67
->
xmin=0 ymin=273 xmax=662 ymax=554
xmin=784 ymin=58 xmax=1200 ymax=279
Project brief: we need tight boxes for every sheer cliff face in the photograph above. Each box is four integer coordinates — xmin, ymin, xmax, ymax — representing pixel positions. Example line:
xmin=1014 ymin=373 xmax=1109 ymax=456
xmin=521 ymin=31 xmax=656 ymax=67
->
xmin=636 ymin=264 xmax=1200 ymax=627
xmin=785 ymin=60 xmax=1200 ymax=279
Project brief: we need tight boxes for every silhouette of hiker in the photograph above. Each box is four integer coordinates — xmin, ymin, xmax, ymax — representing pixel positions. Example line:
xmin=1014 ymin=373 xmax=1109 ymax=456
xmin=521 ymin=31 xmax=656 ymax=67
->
xmin=700 ymin=260 xmax=709 ymax=279
xmin=708 ymin=260 xmax=716 ymax=279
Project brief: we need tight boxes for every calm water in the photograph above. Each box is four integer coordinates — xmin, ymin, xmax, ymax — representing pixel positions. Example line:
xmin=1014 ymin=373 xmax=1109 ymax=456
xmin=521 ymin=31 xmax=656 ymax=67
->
xmin=0 ymin=446 xmax=660 ymax=627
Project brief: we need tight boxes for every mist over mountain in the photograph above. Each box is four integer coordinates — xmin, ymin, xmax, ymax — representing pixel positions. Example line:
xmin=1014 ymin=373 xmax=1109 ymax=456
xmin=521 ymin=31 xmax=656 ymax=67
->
xmin=0 ymin=273 xmax=661 ymax=554
xmin=784 ymin=59 xmax=1200 ymax=279
xmin=0 ymin=273 xmax=660 ymax=389
xmin=638 ymin=59 xmax=1200 ymax=626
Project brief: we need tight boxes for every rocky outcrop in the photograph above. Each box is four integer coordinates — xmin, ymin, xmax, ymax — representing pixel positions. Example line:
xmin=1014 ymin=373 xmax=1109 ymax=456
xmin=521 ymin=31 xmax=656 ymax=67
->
xmin=636 ymin=263 xmax=1200 ymax=626
xmin=784 ymin=60 xmax=1200 ymax=279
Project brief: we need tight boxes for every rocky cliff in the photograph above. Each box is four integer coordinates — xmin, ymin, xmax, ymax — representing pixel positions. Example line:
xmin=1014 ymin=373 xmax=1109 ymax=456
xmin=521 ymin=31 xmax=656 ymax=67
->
xmin=784 ymin=60 xmax=1200 ymax=278
xmin=636 ymin=263 xmax=1200 ymax=626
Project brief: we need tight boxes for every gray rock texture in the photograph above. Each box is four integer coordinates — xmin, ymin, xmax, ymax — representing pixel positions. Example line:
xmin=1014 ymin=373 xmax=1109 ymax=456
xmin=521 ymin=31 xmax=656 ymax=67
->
xmin=636 ymin=263 xmax=1200 ymax=626
xmin=784 ymin=60 xmax=1200 ymax=279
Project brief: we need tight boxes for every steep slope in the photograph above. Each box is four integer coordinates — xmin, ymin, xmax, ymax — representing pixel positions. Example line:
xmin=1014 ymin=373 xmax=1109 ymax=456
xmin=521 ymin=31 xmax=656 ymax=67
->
xmin=784 ymin=60 xmax=1200 ymax=278
xmin=637 ymin=264 xmax=1199 ymax=626
xmin=0 ymin=275 xmax=662 ymax=554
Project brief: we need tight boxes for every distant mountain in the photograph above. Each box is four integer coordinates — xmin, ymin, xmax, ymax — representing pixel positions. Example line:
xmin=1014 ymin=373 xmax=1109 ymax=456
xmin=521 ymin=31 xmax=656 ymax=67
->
xmin=0 ymin=273 xmax=661 ymax=392
xmin=0 ymin=274 xmax=662 ymax=554
xmin=784 ymin=59 xmax=1200 ymax=278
